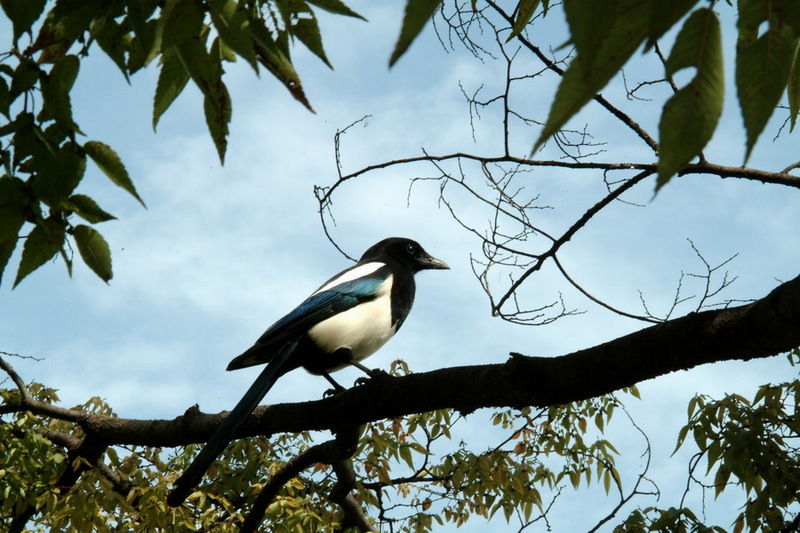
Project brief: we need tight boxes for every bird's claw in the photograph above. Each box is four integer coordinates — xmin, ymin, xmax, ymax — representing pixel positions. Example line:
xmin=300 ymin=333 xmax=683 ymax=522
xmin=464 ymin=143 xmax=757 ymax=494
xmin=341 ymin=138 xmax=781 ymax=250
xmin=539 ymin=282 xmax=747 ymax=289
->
xmin=323 ymin=386 xmax=345 ymax=398
xmin=354 ymin=368 xmax=391 ymax=386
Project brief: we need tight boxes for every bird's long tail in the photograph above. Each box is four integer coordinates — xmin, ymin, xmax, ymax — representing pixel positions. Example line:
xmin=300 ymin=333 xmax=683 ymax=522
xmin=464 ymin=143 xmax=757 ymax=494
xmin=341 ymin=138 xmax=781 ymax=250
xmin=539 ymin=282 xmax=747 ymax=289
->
xmin=167 ymin=340 xmax=298 ymax=507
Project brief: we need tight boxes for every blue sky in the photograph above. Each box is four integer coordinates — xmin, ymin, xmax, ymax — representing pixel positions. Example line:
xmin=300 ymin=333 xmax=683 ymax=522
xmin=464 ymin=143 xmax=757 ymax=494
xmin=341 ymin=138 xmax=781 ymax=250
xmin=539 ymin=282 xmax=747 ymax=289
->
xmin=2 ymin=2 xmax=799 ymax=531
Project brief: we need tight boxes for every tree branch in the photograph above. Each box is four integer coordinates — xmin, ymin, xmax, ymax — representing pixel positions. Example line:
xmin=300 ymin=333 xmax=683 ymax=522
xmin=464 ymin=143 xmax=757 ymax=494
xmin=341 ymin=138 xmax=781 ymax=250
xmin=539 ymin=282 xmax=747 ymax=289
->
xmin=47 ymin=273 xmax=800 ymax=447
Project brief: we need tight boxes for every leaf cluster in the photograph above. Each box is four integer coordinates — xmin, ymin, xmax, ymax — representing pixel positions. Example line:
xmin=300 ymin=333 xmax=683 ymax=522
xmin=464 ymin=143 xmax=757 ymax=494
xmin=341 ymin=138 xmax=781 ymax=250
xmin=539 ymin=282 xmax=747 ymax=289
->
xmin=0 ymin=0 xmax=367 ymax=286
xmin=394 ymin=0 xmax=800 ymax=189
xmin=615 ymin=351 xmax=800 ymax=533
xmin=675 ymin=361 xmax=800 ymax=532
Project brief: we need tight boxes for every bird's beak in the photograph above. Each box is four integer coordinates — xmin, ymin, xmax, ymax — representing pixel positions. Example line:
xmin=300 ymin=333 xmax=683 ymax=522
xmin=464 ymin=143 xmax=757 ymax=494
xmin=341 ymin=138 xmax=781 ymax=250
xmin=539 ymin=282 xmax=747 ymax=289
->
xmin=419 ymin=254 xmax=450 ymax=270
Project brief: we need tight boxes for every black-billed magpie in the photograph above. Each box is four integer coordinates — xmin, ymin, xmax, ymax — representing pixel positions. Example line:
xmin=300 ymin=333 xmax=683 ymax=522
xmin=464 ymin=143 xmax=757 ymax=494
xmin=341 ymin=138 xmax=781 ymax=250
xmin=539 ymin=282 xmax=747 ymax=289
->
xmin=167 ymin=237 xmax=448 ymax=506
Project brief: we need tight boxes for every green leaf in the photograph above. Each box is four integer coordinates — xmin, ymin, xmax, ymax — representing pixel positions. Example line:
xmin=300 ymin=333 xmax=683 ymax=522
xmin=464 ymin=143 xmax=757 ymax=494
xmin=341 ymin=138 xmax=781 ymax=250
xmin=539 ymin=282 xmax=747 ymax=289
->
xmin=0 ymin=0 xmax=47 ymax=44
xmin=645 ymin=0 xmax=699 ymax=50
xmin=14 ymin=217 xmax=66 ymax=288
xmin=63 ymin=194 xmax=116 ymax=223
xmin=174 ymin=28 xmax=214 ymax=94
xmin=176 ymin=34 xmax=231 ymax=163
xmin=293 ymin=15 xmax=332 ymax=68
xmin=153 ymin=46 xmax=190 ymax=129
xmin=208 ymin=0 xmax=258 ymax=71
xmin=736 ymin=0 xmax=798 ymax=161
xmin=789 ymin=42 xmax=800 ymax=130
xmin=31 ymin=0 xmax=111 ymax=63
xmin=39 ymin=55 xmax=80 ymax=129
xmin=83 ymin=140 xmax=145 ymax=206
xmin=92 ymin=17 xmax=133 ymax=79
xmin=251 ymin=17 xmax=315 ymax=112
xmin=0 ymin=77 xmax=10 ymax=119
xmin=307 ymin=0 xmax=366 ymax=20
xmin=533 ymin=0 xmax=650 ymax=153
xmin=126 ymin=3 xmax=163 ymax=73
xmin=389 ymin=0 xmax=442 ymax=67
xmin=31 ymin=140 xmax=86 ymax=207
xmin=656 ymin=8 xmax=724 ymax=189
xmin=73 ymin=224 xmax=112 ymax=282
xmin=160 ymin=0 xmax=206 ymax=48
xmin=0 ymin=177 xmax=28 ymax=285
xmin=203 ymin=75 xmax=232 ymax=165
xmin=9 ymin=57 xmax=40 ymax=100
xmin=507 ymin=0 xmax=543 ymax=42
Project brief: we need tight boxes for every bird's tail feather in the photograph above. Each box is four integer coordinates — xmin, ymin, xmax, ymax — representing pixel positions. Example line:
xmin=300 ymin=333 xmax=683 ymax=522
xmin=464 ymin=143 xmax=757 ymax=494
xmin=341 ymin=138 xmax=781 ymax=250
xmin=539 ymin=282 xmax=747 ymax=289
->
xmin=167 ymin=340 xmax=298 ymax=507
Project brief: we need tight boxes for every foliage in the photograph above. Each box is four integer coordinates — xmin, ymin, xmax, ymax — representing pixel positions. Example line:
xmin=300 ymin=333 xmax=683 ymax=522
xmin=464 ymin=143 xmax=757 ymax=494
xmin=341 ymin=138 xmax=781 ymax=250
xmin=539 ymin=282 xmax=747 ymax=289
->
xmin=614 ymin=352 xmax=800 ymax=533
xmin=0 ymin=0 xmax=365 ymax=286
xmin=2 ymin=0 xmax=800 ymax=532
xmin=391 ymin=0 xmax=800 ymax=184
xmin=3 ymin=354 xmax=799 ymax=532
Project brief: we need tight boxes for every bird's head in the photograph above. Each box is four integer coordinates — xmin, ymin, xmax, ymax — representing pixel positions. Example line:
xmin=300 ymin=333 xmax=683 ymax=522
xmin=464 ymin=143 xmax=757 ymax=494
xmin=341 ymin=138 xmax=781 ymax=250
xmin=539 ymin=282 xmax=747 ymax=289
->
xmin=360 ymin=237 xmax=450 ymax=273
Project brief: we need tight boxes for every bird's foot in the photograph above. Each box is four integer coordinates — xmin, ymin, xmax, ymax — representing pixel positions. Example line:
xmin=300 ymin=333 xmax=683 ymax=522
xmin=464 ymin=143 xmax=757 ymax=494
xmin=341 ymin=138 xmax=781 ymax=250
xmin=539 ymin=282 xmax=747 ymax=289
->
xmin=354 ymin=368 xmax=391 ymax=386
xmin=323 ymin=386 xmax=345 ymax=398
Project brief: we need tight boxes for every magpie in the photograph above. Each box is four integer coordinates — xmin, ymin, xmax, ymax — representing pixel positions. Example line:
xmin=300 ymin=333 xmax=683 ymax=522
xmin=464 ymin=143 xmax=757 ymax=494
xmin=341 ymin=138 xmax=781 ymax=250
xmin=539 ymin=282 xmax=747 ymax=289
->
xmin=167 ymin=237 xmax=449 ymax=506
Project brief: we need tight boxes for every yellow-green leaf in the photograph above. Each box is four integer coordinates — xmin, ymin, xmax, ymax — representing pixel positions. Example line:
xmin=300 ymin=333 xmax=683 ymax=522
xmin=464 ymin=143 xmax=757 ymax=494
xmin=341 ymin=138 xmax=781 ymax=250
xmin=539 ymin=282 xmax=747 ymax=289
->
xmin=83 ymin=140 xmax=145 ymax=206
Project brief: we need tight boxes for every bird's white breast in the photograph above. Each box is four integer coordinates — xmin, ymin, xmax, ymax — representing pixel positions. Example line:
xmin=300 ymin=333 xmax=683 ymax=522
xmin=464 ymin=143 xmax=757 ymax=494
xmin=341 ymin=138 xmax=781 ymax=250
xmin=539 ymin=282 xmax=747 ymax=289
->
xmin=308 ymin=272 xmax=395 ymax=364
xmin=314 ymin=262 xmax=385 ymax=293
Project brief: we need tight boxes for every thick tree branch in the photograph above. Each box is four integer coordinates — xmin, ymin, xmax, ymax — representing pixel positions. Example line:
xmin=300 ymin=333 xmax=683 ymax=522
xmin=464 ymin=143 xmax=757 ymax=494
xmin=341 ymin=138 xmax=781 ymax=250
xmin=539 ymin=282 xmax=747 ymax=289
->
xmin=40 ymin=273 xmax=797 ymax=447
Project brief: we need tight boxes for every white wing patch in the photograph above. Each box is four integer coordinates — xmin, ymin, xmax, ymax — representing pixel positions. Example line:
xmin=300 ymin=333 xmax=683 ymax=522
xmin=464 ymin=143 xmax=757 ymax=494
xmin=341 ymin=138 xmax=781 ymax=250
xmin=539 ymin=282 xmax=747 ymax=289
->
xmin=314 ymin=262 xmax=386 ymax=294
xmin=308 ymin=274 xmax=395 ymax=367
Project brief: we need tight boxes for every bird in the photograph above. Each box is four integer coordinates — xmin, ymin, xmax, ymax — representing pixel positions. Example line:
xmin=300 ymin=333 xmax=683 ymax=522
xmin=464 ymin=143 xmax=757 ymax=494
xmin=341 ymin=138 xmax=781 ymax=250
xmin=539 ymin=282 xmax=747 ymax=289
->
xmin=167 ymin=237 xmax=449 ymax=506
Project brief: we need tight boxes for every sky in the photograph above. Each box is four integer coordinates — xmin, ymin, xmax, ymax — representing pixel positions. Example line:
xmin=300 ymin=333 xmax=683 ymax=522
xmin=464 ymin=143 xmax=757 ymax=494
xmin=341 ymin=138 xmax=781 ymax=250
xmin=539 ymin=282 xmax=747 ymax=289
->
xmin=1 ymin=2 xmax=799 ymax=531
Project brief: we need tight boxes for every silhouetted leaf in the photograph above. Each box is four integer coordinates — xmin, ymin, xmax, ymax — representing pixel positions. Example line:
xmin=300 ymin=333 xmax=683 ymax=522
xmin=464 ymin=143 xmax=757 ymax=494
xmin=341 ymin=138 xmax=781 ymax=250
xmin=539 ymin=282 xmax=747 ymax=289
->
xmin=736 ymin=0 xmax=798 ymax=161
xmin=0 ymin=0 xmax=47 ymax=44
xmin=307 ymin=0 xmax=365 ymax=20
xmin=390 ymin=0 xmax=442 ymax=67
xmin=657 ymin=8 xmax=723 ymax=189
xmin=0 ymin=77 xmax=9 ymax=118
xmin=0 ymin=176 xmax=28 ymax=285
xmin=293 ymin=15 xmax=332 ymax=68
xmin=788 ymin=42 xmax=800 ymax=131
xmin=92 ymin=17 xmax=132 ymax=78
xmin=645 ymin=0 xmax=699 ymax=50
xmin=534 ymin=0 xmax=650 ymax=153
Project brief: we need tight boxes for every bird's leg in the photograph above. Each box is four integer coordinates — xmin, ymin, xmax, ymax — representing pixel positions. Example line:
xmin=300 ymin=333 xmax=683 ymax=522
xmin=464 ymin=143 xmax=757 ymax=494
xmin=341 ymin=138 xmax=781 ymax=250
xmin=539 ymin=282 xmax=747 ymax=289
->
xmin=321 ymin=372 xmax=346 ymax=397
xmin=347 ymin=360 xmax=381 ymax=377
xmin=348 ymin=360 xmax=391 ymax=386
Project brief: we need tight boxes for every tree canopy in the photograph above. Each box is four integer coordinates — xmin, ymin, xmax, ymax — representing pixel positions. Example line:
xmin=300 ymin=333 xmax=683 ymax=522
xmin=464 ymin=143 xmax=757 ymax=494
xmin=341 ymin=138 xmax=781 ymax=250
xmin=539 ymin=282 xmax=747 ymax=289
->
xmin=1 ymin=1 xmax=799 ymax=532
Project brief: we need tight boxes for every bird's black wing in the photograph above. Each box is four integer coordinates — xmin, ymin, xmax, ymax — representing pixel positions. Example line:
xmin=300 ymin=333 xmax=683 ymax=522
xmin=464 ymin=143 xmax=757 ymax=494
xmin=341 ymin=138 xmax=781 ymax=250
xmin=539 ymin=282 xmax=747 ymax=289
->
xmin=227 ymin=268 xmax=390 ymax=370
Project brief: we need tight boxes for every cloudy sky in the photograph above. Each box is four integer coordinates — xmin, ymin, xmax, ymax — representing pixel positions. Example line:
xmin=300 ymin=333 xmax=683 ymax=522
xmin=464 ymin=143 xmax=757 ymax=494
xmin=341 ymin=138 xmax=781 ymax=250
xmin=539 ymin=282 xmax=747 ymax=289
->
xmin=2 ymin=2 xmax=798 ymax=531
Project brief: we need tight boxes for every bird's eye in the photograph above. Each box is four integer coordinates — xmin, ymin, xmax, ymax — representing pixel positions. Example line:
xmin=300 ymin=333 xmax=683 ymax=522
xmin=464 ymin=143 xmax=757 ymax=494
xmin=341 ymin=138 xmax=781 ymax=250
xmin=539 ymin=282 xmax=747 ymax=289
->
xmin=406 ymin=243 xmax=417 ymax=255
